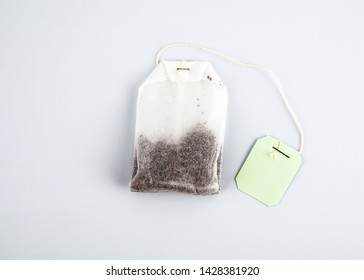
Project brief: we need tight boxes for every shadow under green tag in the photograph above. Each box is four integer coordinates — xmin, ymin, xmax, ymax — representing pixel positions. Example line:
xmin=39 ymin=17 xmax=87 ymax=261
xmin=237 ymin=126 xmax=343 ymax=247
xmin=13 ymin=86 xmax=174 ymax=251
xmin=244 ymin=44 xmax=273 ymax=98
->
xmin=235 ymin=136 xmax=302 ymax=207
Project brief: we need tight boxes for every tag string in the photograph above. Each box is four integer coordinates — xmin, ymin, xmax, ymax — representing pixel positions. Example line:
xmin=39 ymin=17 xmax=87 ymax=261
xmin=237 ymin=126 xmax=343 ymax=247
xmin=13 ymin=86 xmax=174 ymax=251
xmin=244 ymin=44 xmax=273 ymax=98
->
xmin=155 ymin=42 xmax=304 ymax=153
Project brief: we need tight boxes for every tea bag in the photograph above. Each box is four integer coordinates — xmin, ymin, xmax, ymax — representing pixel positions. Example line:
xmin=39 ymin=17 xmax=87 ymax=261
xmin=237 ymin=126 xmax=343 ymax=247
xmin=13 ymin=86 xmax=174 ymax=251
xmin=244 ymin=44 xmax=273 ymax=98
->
xmin=130 ymin=42 xmax=304 ymax=201
xmin=130 ymin=60 xmax=228 ymax=195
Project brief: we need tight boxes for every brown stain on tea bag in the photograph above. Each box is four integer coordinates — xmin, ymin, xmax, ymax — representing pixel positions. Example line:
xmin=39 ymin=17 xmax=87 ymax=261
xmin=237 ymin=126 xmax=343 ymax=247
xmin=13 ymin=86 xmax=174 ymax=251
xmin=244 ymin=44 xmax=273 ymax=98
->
xmin=130 ymin=124 xmax=222 ymax=195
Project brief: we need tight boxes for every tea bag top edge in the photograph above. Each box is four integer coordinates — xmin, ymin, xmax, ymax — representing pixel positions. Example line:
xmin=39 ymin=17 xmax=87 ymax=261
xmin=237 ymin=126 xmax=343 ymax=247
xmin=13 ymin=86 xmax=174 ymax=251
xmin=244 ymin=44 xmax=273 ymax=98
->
xmin=140 ymin=60 xmax=224 ymax=89
xmin=162 ymin=60 xmax=213 ymax=82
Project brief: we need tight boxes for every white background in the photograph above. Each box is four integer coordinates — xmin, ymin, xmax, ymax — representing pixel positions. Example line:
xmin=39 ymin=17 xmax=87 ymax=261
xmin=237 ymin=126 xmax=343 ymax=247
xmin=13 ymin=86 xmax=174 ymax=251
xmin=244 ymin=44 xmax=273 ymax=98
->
xmin=0 ymin=0 xmax=363 ymax=259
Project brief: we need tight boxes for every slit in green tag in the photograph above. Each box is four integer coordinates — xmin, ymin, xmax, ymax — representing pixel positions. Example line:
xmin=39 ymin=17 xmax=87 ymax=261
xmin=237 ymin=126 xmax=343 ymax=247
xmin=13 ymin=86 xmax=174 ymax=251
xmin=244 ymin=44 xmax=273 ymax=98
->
xmin=235 ymin=135 xmax=302 ymax=207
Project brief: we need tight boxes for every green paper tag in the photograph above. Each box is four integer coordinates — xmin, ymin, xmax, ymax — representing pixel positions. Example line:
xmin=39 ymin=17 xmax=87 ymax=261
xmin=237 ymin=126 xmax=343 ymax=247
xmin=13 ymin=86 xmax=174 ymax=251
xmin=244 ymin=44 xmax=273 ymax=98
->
xmin=235 ymin=136 xmax=302 ymax=207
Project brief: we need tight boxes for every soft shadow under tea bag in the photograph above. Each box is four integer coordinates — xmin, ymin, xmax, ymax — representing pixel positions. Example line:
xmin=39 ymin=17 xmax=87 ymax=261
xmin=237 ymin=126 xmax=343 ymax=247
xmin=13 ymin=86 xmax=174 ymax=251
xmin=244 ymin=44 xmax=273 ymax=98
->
xmin=130 ymin=43 xmax=304 ymax=201
xmin=130 ymin=60 xmax=228 ymax=194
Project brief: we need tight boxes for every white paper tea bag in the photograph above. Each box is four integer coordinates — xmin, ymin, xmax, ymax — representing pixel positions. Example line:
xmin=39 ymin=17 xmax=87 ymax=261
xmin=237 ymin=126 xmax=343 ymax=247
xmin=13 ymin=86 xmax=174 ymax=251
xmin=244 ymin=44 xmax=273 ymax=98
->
xmin=130 ymin=60 xmax=228 ymax=195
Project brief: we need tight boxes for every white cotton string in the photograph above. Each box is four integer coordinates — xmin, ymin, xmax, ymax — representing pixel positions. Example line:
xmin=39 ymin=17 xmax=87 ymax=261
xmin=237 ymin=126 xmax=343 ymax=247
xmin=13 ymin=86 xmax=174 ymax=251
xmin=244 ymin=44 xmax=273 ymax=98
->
xmin=155 ymin=42 xmax=304 ymax=153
